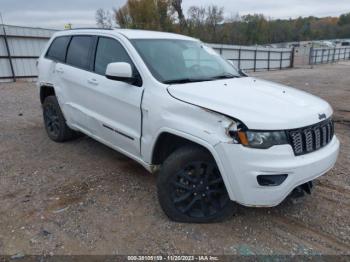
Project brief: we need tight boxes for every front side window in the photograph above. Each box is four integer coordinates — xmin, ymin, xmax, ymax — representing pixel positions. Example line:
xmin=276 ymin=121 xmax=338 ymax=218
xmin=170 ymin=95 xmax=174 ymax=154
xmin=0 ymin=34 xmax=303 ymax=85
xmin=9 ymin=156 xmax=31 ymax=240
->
xmin=46 ymin=36 xmax=70 ymax=62
xmin=94 ymin=37 xmax=133 ymax=75
xmin=131 ymin=39 xmax=241 ymax=84
xmin=66 ymin=36 xmax=94 ymax=70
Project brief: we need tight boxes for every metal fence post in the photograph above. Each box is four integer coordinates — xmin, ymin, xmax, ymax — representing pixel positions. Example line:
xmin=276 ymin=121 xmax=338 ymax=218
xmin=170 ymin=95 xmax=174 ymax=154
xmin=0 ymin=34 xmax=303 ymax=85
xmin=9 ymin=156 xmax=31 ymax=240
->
xmin=279 ymin=52 xmax=283 ymax=69
xmin=290 ymin=47 xmax=295 ymax=68
xmin=267 ymin=50 xmax=271 ymax=70
xmin=238 ymin=48 xmax=241 ymax=70
xmin=309 ymin=46 xmax=313 ymax=66
xmin=327 ymin=49 xmax=330 ymax=63
xmin=1 ymin=16 xmax=16 ymax=82
xmin=332 ymin=47 xmax=336 ymax=63
xmin=253 ymin=48 xmax=257 ymax=72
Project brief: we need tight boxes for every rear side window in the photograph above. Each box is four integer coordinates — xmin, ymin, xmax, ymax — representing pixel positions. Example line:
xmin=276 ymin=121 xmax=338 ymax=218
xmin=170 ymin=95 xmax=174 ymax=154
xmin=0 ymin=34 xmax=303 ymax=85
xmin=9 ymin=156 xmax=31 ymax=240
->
xmin=46 ymin=36 xmax=70 ymax=62
xmin=94 ymin=37 xmax=133 ymax=75
xmin=66 ymin=36 xmax=94 ymax=70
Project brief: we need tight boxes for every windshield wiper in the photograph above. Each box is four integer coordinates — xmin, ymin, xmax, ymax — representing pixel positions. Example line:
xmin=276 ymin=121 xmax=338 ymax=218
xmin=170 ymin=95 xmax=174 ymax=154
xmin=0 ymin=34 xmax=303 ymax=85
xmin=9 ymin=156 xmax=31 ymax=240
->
xmin=163 ymin=78 xmax=209 ymax=84
xmin=164 ymin=74 xmax=240 ymax=84
xmin=209 ymin=73 xmax=240 ymax=80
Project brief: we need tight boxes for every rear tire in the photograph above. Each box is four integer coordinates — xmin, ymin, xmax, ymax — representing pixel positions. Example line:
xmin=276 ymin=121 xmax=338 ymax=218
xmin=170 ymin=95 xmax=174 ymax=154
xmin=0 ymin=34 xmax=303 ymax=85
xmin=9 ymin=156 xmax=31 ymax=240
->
xmin=42 ymin=96 xmax=81 ymax=142
xmin=157 ymin=146 xmax=235 ymax=223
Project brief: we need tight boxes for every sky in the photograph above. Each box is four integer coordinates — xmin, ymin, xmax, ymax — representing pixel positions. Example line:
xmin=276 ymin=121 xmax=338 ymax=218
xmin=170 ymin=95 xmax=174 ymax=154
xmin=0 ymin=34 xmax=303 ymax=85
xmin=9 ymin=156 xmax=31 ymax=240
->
xmin=1 ymin=0 xmax=350 ymax=29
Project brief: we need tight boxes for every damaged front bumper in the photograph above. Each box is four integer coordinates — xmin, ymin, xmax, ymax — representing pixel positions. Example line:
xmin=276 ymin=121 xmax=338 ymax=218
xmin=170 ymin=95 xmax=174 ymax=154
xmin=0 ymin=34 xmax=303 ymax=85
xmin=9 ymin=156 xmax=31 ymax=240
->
xmin=214 ymin=136 xmax=340 ymax=207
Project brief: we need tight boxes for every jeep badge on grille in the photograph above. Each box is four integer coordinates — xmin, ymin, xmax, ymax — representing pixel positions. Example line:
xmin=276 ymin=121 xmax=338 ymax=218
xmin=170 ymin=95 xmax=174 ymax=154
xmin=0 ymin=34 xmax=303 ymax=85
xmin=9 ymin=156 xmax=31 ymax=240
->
xmin=319 ymin=113 xmax=327 ymax=120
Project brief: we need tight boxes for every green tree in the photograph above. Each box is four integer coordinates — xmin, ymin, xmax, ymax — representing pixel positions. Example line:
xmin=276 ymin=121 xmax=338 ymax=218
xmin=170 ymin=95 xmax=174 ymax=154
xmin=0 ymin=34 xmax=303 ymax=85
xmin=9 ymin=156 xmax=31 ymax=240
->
xmin=110 ymin=2 xmax=350 ymax=45
xmin=114 ymin=0 xmax=175 ymax=31
xmin=338 ymin=13 xmax=350 ymax=26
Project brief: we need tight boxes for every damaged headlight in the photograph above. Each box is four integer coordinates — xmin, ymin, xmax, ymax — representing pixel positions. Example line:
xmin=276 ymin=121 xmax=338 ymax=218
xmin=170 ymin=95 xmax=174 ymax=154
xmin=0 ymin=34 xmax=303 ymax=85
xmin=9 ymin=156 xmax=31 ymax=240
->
xmin=232 ymin=130 xmax=288 ymax=149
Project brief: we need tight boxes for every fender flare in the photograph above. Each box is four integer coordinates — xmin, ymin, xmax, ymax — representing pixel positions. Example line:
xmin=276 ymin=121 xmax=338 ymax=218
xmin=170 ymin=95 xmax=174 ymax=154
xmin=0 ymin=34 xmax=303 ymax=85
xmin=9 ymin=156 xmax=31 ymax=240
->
xmin=150 ymin=127 xmax=237 ymax=201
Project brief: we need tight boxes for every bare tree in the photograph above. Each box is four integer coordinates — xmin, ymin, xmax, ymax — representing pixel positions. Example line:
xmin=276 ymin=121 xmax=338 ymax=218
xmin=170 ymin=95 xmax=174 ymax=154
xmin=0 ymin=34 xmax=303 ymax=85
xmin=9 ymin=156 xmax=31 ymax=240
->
xmin=171 ymin=0 xmax=187 ymax=31
xmin=206 ymin=5 xmax=224 ymax=41
xmin=187 ymin=6 xmax=206 ymax=38
xmin=188 ymin=6 xmax=206 ymax=27
xmin=114 ymin=5 xmax=131 ymax=28
xmin=95 ymin=8 xmax=113 ymax=29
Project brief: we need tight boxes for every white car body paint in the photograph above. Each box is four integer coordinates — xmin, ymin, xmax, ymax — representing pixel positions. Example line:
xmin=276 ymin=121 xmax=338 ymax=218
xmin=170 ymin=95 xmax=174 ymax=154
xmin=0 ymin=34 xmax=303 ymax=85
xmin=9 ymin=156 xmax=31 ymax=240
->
xmin=37 ymin=29 xmax=340 ymax=207
xmin=167 ymin=77 xmax=333 ymax=130
xmin=106 ymin=62 xmax=133 ymax=79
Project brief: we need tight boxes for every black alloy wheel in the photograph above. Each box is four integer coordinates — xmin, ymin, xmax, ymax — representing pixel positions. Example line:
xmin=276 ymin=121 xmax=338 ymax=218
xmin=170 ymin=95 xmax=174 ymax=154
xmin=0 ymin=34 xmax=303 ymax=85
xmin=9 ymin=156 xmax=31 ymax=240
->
xmin=171 ymin=161 xmax=229 ymax=218
xmin=42 ymin=96 xmax=81 ymax=142
xmin=44 ymin=102 xmax=60 ymax=138
xmin=157 ymin=146 xmax=235 ymax=223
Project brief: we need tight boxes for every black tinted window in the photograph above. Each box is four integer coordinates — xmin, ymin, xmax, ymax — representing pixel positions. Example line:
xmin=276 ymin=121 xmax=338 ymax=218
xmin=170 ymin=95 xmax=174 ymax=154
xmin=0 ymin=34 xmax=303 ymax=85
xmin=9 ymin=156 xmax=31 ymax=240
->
xmin=46 ymin=36 xmax=70 ymax=62
xmin=66 ymin=36 xmax=93 ymax=70
xmin=94 ymin=37 xmax=133 ymax=75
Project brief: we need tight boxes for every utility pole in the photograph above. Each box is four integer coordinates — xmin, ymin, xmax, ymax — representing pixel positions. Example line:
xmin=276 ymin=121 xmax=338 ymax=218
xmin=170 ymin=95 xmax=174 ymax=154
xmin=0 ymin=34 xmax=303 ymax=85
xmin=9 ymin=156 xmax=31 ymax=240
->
xmin=0 ymin=12 xmax=16 ymax=82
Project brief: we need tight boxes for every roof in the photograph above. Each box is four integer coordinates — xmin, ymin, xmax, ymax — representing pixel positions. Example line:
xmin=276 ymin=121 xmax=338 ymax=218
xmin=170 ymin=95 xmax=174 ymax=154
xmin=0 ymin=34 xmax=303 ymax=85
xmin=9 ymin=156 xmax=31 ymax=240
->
xmin=115 ymin=29 xmax=197 ymax=41
xmin=54 ymin=28 xmax=198 ymax=41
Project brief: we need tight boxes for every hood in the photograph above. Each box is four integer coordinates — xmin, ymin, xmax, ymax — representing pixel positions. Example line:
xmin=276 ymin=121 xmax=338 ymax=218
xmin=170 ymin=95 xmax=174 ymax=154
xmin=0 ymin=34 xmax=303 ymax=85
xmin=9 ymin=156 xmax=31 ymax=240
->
xmin=167 ymin=77 xmax=332 ymax=130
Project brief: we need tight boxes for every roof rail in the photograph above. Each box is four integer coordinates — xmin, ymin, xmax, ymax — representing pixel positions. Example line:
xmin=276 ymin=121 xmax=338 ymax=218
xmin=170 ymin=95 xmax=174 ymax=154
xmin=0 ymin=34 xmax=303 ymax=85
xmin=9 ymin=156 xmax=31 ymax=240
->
xmin=65 ymin=28 xmax=114 ymax=31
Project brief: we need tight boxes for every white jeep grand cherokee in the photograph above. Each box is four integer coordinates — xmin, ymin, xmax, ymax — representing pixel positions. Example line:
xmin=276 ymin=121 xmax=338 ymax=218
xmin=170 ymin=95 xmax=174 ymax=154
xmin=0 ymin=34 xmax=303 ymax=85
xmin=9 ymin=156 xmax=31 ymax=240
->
xmin=37 ymin=29 xmax=340 ymax=222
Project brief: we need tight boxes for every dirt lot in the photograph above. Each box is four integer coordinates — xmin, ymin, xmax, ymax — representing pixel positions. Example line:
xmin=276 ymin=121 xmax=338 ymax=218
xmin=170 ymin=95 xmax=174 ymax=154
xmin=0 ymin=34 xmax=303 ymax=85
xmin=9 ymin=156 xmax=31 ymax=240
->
xmin=0 ymin=62 xmax=349 ymax=256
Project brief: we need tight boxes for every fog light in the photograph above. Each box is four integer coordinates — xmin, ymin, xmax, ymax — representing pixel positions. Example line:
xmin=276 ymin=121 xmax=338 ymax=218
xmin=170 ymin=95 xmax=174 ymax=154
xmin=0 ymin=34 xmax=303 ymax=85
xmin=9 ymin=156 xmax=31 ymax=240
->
xmin=257 ymin=174 xmax=288 ymax=186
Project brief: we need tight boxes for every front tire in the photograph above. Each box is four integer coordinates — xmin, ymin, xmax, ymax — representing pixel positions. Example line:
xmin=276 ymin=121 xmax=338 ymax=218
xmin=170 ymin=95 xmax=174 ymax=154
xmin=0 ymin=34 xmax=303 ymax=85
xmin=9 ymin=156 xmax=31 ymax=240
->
xmin=157 ymin=146 xmax=235 ymax=223
xmin=42 ymin=96 xmax=80 ymax=142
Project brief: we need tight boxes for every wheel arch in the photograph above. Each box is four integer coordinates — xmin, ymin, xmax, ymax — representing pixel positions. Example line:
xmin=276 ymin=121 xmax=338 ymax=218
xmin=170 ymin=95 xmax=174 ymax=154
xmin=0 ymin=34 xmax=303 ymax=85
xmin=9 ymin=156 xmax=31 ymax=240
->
xmin=151 ymin=132 xmax=214 ymax=165
xmin=150 ymin=129 xmax=237 ymax=201
xmin=40 ymin=84 xmax=56 ymax=104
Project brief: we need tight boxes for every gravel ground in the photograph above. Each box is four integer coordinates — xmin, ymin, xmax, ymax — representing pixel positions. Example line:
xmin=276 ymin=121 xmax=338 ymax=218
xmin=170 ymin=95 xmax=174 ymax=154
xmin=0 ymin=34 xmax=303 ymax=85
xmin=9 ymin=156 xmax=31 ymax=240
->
xmin=0 ymin=62 xmax=349 ymax=256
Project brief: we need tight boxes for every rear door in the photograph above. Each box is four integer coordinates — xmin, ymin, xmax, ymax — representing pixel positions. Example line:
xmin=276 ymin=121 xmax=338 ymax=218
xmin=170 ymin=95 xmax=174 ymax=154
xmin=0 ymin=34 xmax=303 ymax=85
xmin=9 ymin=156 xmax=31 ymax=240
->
xmin=39 ymin=35 xmax=71 ymax=92
xmin=55 ymin=35 xmax=98 ymax=133
xmin=86 ymin=36 xmax=144 ymax=157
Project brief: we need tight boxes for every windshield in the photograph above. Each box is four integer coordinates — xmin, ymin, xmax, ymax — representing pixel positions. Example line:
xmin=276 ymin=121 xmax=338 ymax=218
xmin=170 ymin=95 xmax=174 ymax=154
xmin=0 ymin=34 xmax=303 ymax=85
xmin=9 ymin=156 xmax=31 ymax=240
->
xmin=131 ymin=39 xmax=241 ymax=84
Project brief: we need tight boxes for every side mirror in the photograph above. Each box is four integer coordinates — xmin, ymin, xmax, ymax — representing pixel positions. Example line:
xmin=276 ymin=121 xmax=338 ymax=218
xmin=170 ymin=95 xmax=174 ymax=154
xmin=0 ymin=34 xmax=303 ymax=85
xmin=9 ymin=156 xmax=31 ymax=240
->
xmin=105 ymin=62 xmax=137 ymax=84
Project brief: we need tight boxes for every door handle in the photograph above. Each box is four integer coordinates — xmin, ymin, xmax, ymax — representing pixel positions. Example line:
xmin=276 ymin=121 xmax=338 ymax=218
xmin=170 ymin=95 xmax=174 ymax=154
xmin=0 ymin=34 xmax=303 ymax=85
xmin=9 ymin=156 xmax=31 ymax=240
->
xmin=56 ymin=68 xmax=64 ymax=74
xmin=87 ymin=78 xmax=99 ymax=86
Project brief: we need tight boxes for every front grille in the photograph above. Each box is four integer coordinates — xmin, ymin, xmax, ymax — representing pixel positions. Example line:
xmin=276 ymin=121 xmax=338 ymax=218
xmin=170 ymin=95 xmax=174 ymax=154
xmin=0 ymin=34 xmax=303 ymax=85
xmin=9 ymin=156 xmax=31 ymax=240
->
xmin=288 ymin=119 xmax=334 ymax=156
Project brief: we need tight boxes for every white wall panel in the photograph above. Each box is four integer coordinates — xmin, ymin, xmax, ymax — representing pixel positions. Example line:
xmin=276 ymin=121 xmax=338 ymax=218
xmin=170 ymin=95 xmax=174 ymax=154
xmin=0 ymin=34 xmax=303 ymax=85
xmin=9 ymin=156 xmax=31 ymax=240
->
xmin=0 ymin=58 xmax=12 ymax=77
xmin=0 ymin=25 xmax=56 ymax=79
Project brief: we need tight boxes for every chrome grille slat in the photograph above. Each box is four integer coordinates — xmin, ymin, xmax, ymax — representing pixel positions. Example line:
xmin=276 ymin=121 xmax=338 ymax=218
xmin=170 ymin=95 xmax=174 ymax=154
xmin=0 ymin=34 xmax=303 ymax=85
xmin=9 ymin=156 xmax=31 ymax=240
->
xmin=288 ymin=119 xmax=334 ymax=156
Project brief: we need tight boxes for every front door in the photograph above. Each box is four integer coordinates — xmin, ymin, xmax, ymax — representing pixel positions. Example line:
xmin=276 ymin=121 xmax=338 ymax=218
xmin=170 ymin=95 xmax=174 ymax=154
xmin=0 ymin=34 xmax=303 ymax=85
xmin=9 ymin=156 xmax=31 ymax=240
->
xmin=83 ymin=36 xmax=143 ymax=157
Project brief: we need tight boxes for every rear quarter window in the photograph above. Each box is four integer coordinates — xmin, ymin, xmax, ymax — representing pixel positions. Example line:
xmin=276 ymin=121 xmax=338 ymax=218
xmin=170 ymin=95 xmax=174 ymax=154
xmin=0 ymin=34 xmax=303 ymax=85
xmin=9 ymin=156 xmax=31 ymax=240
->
xmin=45 ymin=36 xmax=71 ymax=62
